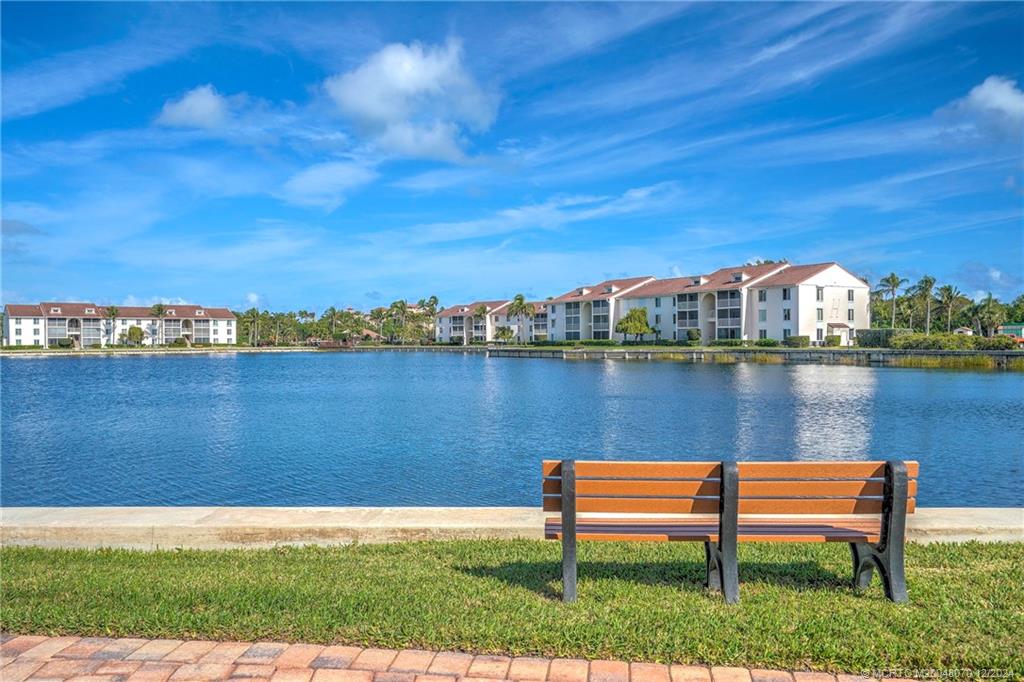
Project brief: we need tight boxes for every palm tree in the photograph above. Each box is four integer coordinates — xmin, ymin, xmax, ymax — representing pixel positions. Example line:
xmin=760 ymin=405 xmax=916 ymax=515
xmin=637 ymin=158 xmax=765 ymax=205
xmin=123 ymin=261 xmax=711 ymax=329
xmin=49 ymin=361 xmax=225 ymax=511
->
xmin=972 ymin=293 xmax=1007 ymax=337
xmin=506 ymin=294 xmax=534 ymax=344
xmin=389 ymin=300 xmax=409 ymax=343
xmin=876 ymin=273 xmax=908 ymax=329
xmin=105 ymin=305 xmax=119 ymax=346
xmin=472 ymin=304 xmax=488 ymax=343
xmin=911 ymin=275 xmax=936 ymax=335
xmin=936 ymin=285 xmax=964 ymax=333
xmin=150 ymin=304 xmax=167 ymax=347
xmin=369 ymin=308 xmax=387 ymax=337
xmin=243 ymin=307 xmax=261 ymax=346
xmin=322 ymin=307 xmax=342 ymax=338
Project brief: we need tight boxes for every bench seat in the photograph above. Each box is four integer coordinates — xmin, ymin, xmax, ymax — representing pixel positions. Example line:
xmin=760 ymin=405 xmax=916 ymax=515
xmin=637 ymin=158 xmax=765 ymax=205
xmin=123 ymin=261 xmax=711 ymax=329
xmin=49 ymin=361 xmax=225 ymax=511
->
xmin=545 ymin=517 xmax=882 ymax=543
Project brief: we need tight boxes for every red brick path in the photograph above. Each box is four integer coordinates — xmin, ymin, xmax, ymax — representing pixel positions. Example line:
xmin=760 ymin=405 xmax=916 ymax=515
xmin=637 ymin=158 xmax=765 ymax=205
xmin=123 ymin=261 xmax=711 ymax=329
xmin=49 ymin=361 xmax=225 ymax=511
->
xmin=0 ymin=635 xmax=891 ymax=682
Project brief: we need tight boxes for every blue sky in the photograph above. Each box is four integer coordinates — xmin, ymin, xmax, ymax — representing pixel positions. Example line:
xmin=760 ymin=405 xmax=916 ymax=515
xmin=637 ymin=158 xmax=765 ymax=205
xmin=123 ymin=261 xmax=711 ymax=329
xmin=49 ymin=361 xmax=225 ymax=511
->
xmin=2 ymin=2 xmax=1022 ymax=311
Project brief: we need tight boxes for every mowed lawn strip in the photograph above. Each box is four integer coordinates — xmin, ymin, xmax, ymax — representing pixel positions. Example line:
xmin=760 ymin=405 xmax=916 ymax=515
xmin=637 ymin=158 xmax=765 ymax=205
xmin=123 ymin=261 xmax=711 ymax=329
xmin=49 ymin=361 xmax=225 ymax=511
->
xmin=1 ymin=540 xmax=1021 ymax=675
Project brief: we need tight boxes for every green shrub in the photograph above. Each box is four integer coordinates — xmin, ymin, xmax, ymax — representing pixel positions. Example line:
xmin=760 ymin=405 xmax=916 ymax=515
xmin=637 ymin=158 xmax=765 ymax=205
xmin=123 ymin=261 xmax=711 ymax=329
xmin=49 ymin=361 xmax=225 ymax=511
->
xmin=824 ymin=335 xmax=841 ymax=347
xmin=855 ymin=328 xmax=911 ymax=348
xmin=686 ymin=329 xmax=701 ymax=342
xmin=87 ymin=343 xmax=102 ymax=349
xmin=754 ymin=338 xmax=780 ymax=347
xmin=709 ymin=339 xmax=745 ymax=347
xmin=975 ymin=335 xmax=1019 ymax=351
xmin=892 ymin=333 xmax=974 ymax=350
xmin=784 ymin=335 xmax=810 ymax=348
xmin=170 ymin=337 xmax=188 ymax=348
xmin=52 ymin=338 xmax=74 ymax=349
xmin=579 ymin=339 xmax=619 ymax=346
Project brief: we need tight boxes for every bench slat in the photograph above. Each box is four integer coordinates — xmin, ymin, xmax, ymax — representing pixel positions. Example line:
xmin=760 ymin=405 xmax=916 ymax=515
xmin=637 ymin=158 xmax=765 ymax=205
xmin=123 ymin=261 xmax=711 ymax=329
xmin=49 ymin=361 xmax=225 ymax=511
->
xmin=543 ymin=479 xmax=917 ymax=498
xmin=737 ymin=461 xmax=919 ymax=479
xmin=543 ymin=460 xmax=721 ymax=479
xmin=542 ymin=479 xmax=721 ymax=496
xmin=545 ymin=519 xmax=882 ymax=543
xmin=544 ymin=497 xmax=915 ymax=514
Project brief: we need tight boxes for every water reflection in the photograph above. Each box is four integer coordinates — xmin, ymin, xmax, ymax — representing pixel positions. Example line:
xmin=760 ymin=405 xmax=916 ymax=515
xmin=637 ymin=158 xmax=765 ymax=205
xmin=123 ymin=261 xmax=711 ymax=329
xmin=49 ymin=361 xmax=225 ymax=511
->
xmin=791 ymin=365 xmax=876 ymax=460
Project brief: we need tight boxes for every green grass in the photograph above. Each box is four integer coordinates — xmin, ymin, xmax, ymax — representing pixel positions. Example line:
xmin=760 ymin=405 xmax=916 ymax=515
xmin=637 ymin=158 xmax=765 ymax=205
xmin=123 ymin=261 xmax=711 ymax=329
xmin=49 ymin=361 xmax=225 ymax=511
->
xmin=2 ymin=542 xmax=1022 ymax=675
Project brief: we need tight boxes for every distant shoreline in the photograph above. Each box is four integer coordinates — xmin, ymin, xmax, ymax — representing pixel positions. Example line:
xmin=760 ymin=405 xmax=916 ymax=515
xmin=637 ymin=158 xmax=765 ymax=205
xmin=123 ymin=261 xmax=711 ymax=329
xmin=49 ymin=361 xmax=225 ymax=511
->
xmin=2 ymin=343 xmax=1022 ymax=370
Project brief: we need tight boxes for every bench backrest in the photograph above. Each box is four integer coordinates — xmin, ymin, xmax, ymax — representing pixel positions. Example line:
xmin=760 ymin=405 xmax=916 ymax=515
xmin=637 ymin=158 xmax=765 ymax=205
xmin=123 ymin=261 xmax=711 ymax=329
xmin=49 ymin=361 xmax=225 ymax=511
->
xmin=542 ymin=460 xmax=918 ymax=515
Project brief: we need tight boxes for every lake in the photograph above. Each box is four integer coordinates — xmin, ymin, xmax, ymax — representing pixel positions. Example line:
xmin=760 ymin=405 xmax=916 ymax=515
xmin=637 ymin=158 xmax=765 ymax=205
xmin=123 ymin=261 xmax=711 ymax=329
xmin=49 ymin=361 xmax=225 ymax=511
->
xmin=1 ymin=352 xmax=1021 ymax=507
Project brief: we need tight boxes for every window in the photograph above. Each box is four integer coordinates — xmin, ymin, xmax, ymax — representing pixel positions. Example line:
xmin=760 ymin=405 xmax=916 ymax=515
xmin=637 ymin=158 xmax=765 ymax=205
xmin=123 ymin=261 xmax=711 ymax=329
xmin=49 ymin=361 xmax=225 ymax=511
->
xmin=655 ymin=314 xmax=661 ymax=324
xmin=758 ymin=310 xmax=767 ymax=322
xmin=848 ymin=289 xmax=855 ymax=302
xmin=33 ymin=318 xmax=40 ymax=324
xmin=782 ymin=288 xmax=791 ymax=301
xmin=816 ymin=328 xmax=824 ymax=341
xmin=33 ymin=328 xmax=40 ymax=336
xmin=783 ymin=308 xmax=791 ymax=321
xmin=50 ymin=307 xmax=61 ymax=314
xmin=565 ymin=302 xmax=580 ymax=334
xmin=85 ymin=308 xmax=95 ymax=314
xmin=816 ymin=287 xmax=824 ymax=302
xmin=783 ymin=328 xmax=791 ymax=339
xmin=848 ymin=309 xmax=855 ymax=322
xmin=655 ymin=298 xmax=661 ymax=308
xmin=732 ymin=272 xmax=743 ymax=282
xmin=15 ymin=340 xmax=21 ymax=346
xmin=672 ymin=313 xmax=677 ymax=324
xmin=759 ymin=330 xmax=767 ymax=339
xmin=817 ymin=308 xmax=824 ymax=322
xmin=15 ymin=328 xmax=21 ymax=336
xmin=757 ymin=290 xmax=766 ymax=302
xmin=196 ymin=310 xmax=205 ymax=316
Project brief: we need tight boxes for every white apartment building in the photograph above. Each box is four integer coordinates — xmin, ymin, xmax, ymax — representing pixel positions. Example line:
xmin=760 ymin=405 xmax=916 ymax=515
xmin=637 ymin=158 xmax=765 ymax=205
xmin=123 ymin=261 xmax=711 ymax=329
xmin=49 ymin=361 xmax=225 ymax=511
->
xmin=545 ymin=277 xmax=655 ymax=341
xmin=435 ymin=300 xmax=511 ymax=344
xmin=491 ymin=302 xmax=551 ymax=343
xmin=613 ymin=262 xmax=870 ymax=345
xmin=3 ymin=302 xmax=236 ymax=347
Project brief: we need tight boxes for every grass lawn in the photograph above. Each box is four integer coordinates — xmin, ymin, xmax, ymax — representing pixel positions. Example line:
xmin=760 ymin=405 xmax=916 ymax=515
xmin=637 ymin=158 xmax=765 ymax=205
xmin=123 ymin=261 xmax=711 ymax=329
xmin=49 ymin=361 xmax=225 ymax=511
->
xmin=1 ymin=541 xmax=1021 ymax=675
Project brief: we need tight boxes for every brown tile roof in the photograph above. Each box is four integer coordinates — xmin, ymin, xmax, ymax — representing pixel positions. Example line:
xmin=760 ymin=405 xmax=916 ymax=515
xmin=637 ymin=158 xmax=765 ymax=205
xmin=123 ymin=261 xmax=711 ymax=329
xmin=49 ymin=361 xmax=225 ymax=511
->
xmin=683 ymin=263 xmax=789 ymax=292
xmin=4 ymin=304 xmax=43 ymax=316
xmin=437 ymin=300 xmax=511 ymax=318
xmin=623 ymin=276 xmax=700 ymax=298
xmin=754 ymin=262 xmax=837 ymax=288
xmin=548 ymin=277 xmax=655 ymax=303
xmin=7 ymin=302 xmax=234 ymax=320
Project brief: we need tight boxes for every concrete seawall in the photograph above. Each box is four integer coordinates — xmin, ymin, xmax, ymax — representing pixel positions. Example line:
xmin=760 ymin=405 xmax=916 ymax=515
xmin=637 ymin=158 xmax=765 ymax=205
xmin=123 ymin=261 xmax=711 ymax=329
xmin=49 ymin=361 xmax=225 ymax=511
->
xmin=484 ymin=346 xmax=1024 ymax=369
xmin=2 ymin=507 xmax=1020 ymax=550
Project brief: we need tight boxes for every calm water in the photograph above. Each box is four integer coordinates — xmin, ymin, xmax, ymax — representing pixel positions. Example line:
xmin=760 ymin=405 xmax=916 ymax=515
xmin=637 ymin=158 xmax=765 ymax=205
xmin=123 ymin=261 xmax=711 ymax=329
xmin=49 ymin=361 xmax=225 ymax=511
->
xmin=1 ymin=353 xmax=1021 ymax=507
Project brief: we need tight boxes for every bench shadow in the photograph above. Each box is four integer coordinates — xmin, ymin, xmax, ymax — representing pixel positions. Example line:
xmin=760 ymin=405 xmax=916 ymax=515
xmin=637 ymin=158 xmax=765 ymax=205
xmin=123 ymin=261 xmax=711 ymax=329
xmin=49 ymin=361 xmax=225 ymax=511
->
xmin=460 ymin=560 xmax=848 ymax=600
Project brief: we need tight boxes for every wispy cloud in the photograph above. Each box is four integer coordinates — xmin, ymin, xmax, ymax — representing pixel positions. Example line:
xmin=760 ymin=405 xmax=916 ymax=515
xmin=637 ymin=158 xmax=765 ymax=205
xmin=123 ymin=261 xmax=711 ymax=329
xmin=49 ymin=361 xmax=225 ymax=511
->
xmin=156 ymin=84 xmax=231 ymax=129
xmin=278 ymin=161 xmax=378 ymax=210
xmin=366 ymin=181 xmax=685 ymax=247
xmin=2 ymin=9 xmax=213 ymax=120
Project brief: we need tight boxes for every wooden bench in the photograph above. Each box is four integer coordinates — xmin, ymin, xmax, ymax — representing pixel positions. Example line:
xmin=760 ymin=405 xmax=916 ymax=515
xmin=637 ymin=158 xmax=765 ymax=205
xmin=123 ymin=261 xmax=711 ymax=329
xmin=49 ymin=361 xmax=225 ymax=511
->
xmin=543 ymin=459 xmax=918 ymax=604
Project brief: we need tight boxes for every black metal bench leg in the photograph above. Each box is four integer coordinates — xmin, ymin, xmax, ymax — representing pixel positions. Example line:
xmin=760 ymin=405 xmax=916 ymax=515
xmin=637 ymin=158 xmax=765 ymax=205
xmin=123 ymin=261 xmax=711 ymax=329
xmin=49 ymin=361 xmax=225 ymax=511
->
xmin=561 ymin=458 xmax=577 ymax=603
xmin=877 ymin=542 xmax=908 ymax=603
xmin=704 ymin=542 xmax=721 ymax=592
xmin=850 ymin=542 xmax=875 ymax=591
xmin=848 ymin=461 xmax=910 ymax=603
xmin=718 ymin=461 xmax=740 ymax=604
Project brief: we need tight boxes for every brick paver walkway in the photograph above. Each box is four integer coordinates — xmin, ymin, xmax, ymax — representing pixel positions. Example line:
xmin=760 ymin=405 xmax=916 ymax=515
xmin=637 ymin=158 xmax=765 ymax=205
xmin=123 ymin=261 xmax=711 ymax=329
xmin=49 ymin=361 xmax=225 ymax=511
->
xmin=0 ymin=635 xmax=890 ymax=682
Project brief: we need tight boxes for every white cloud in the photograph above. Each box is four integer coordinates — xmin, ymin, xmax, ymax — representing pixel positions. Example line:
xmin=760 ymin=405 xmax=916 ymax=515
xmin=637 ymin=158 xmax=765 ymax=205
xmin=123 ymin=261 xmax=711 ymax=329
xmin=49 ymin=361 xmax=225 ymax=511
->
xmin=368 ymin=181 xmax=684 ymax=246
xmin=279 ymin=161 xmax=378 ymax=210
xmin=938 ymin=76 xmax=1024 ymax=146
xmin=324 ymin=39 xmax=499 ymax=161
xmin=156 ymin=84 xmax=230 ymax=129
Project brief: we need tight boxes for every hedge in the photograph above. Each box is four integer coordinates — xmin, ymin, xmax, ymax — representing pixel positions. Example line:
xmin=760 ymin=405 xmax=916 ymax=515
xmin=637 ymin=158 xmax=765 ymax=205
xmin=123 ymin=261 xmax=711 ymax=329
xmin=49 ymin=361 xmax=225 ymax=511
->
xmin=784 ymin=335 xmax=810 ymax=348
xmin=754 ymin=338 xmax=780 ymax=347
xmin=891 ymin=333 xmax=1019 ymax=351
xmin=856 ymin=328 xmax=911 ymax=348
xmin=824 ymin=335 xmax=841 ymax=347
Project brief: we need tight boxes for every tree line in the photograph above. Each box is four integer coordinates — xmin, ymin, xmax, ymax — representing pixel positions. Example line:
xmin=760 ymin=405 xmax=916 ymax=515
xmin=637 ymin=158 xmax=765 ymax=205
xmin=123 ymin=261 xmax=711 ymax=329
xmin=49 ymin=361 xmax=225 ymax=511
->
xmin=873 ymin=274 xmax=1022 ymax=337
xmin=233 ymin=297 xmax=441 ymax=346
